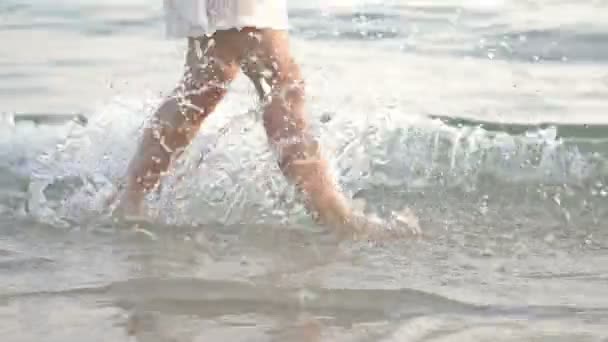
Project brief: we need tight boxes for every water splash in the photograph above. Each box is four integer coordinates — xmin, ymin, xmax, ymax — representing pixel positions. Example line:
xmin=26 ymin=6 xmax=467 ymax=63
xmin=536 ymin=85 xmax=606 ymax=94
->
xmin=1 ymin=97 xmax=606 ymax=228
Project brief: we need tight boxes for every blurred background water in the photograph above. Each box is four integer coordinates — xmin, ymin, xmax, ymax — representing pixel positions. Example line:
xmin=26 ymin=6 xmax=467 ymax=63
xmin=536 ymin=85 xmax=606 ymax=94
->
xmin=1 ymin=1 xmax=608 ymax=341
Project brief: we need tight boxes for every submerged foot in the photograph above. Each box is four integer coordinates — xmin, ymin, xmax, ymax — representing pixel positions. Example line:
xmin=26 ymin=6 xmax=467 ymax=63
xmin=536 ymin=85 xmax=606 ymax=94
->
xmin=103 ymin=185 xmax=151 ymax=224
xmin=336 ymin=207 xmax=422 ymax=242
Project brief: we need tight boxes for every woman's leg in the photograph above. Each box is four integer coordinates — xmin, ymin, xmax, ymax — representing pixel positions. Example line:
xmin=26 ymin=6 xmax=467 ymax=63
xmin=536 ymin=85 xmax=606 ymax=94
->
xmin=240 ymin=29 xmax=356 ymax=234
xmin=116 ymin=35 xmax=241 ymax=216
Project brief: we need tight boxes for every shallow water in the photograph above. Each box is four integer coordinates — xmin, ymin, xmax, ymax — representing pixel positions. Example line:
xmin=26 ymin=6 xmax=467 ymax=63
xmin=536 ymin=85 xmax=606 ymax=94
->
xmin=1 ymin=0 xmax=608 ymax=341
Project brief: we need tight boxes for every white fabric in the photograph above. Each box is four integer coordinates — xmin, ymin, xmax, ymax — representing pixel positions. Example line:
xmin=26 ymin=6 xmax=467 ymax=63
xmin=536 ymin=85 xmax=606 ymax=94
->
xmin=163 ymin=0 xmax=289 ymax=38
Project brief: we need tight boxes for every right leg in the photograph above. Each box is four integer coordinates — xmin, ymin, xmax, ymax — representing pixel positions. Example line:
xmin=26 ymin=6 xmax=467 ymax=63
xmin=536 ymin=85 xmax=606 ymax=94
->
xmin=240 ymin=29 xmax=356 ymax=234
xmin=116 ymin=35 xmax=240 ymax=216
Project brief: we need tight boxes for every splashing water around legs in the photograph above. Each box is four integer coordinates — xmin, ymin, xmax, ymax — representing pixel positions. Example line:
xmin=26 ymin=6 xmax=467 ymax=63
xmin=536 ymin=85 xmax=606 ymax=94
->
xmin=110 ymin=28 xmax=408 ymax=237
xmin=114 ymin=32 xmax=239 ymax=218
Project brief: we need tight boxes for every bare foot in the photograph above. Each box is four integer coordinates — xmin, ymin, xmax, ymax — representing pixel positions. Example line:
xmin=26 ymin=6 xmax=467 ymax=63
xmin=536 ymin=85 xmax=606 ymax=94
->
xmin=337 ymin=207 xmax=422 ymax=242
xmin=115 ymin=194 xmax=148 ymax=221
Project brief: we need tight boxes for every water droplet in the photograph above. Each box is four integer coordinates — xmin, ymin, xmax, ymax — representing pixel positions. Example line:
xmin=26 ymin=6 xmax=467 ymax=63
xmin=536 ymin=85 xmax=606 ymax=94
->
xmin=481 ymin=248 xmax=494 ymax=257
xmin=552 ymin=194 xmax=561 ymax=206
xmin=562 ymin=209 xmax=571 ymax=222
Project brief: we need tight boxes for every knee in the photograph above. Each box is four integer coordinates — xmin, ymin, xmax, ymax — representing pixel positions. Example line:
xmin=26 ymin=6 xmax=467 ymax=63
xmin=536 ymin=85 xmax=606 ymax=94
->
xmin=177 ymin=57 xmax=238 ymax=119
xmin=273 ymin=60 xmax=304 ymax=90
xmin=188 ymin=84 xmax=228 ymax=115
xmin=175 ymin=74 xmax=231 ymax=122
xmin=266 ymin=62 xmax=305 ymax=107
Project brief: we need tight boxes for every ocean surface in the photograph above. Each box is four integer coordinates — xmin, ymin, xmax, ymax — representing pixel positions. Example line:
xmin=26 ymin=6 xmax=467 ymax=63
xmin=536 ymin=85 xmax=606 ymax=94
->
xmin=1 ymin=0 xmax=608 ymax=341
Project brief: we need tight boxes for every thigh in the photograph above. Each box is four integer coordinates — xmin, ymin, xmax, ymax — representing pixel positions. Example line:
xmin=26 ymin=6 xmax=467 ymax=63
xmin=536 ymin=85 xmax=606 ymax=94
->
xmin=176 ymin=33 xmax=242 ymax=121
xmin=238 ymin=29 xmax=302 ymax=97
xmin=183 ymin=33 xmax=241 ymax=85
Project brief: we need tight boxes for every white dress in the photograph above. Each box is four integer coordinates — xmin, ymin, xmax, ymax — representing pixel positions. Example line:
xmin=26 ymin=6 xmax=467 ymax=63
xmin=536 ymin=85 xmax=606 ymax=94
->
xmin=163 ymin=0 xmax=289 ymax=38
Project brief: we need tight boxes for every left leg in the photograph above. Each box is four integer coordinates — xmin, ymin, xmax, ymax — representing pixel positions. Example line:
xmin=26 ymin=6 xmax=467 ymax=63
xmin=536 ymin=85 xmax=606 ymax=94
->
xmin=115 ymin=35 xmax=241 ymax=216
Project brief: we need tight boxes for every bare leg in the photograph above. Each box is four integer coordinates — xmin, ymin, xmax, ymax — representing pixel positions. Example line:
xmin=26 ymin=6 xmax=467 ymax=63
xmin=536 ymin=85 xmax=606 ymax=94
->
xmin=240 ymin=29 xmax=356 ymax=234
xmin=116 ymin=36 xmax=240 ymax=216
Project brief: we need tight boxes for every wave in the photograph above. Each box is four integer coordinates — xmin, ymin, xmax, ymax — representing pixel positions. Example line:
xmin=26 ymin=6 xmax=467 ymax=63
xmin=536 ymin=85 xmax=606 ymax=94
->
xmin=288 ymin=4 xmax=608 ymax=64
xmin=476 ymin=29 xmax=608 ymax=63
xmin=5 ymin=1 xmax=608 ymax=65
xmin=429 ymin=114 xmax=608 ymax=141
xmin=0 ymin=98 xmax=606 ymax=227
